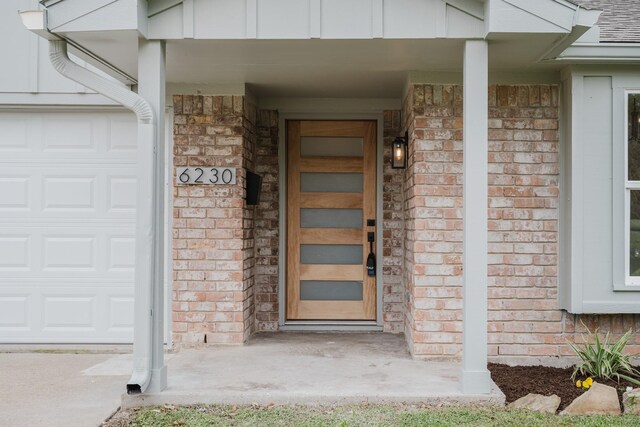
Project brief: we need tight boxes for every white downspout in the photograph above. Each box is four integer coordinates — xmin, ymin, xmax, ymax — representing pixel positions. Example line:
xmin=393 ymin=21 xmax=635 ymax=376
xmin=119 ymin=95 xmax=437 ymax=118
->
xmin=49 ymin=40 xmax=157 ymax=394
xmin=20 ymin=10 xmax=158 ymax=394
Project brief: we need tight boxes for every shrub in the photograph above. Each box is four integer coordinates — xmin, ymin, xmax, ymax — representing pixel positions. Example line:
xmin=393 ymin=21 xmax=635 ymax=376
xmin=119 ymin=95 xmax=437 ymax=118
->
xmin=569 ymin=326 xmax=640 ymax=386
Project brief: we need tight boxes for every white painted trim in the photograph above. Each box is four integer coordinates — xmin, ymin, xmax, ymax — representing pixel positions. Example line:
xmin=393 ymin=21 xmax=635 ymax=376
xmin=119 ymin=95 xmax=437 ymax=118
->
xmin=277 ymin=116 xmax=286 ymax=327
xmin=570 ymin=72 xmax=584 ymax=312
xmin=277 ymin=110 xmax=386 ymax=329
xmin=259 ymin=98 xmax=400 ymax=113
xmin=622 ymin=90 xmax=640 ymax=290
xmin=375 ymin=113 xmax=384 ymax=327
xmin=612 ymin=85 xmax=626 ymax=291
xmin=557 ymin=44 xmax=640 ymax=63
xmin=557 ymin=76 xmax=570 ymax=310
xmin=560 ymin=68 xmax=640 ymax=313
xmin=460 ymin=40 xmax=491 ymax=395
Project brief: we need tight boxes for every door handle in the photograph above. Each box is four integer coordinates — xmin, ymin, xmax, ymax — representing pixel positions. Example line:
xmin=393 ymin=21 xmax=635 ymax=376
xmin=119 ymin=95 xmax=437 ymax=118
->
xmin=366 ymin=232 xmax=376 ymax=277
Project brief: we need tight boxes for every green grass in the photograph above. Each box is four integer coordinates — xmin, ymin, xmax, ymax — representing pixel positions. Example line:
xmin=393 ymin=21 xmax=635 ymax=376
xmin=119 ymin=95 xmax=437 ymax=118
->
xmin=105 ymin=404 xmax=640 ymax=427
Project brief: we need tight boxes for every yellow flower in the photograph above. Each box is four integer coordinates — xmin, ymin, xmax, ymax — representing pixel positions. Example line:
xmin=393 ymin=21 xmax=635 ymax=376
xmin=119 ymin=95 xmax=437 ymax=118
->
xmin=585 ymin=377 xmax=593 ymax=386
xmin=576 ymin=380 xmax=582 ymax=388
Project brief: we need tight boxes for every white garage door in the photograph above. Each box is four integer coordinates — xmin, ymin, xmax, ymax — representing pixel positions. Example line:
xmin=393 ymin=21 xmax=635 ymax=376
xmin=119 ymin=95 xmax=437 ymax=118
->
xmin=0 ymin=110 xmax=137 ymax=343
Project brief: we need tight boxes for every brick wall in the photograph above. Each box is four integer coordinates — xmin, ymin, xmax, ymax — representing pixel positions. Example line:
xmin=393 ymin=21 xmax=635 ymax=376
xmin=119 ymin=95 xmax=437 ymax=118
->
xmin=171 ymin=95 xmax=256 ymax=346
xmin=403 ymin=85 xmax=464 ymax=357
xmin=382 ymin=111 xmax=406 ymax=333
xmin=487 ymin=85 xmax=561 ymax=358
xmin=169 ymin=89 xmax=639 ymax=358
xmin=250 ymin=112 xmax=405 ymax=332
xmin=241 ymin=98 xmax=257 ymax=341
xmin=486 ymin=86 xmax=640 ymax=359
xmin=254 ymin=110 xmax=280 ymax=332
xmin=404 ymin=84 xmax=640 ymax=359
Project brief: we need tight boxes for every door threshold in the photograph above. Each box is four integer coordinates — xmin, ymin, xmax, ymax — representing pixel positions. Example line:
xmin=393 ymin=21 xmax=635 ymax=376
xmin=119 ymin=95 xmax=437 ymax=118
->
xmin=280 ymin=321 xmax=383 ymax=332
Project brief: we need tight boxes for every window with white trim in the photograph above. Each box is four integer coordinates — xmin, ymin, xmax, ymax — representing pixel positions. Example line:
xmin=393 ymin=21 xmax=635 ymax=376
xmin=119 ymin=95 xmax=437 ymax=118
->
xmin=625 ymin=92 xmax=640 ymax=286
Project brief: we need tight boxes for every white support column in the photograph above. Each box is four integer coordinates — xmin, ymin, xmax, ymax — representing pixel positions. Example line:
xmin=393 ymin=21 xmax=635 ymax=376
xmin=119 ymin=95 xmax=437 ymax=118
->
xmin=138 ymin=38 xmax=167 ymax=393
xmin=460 ymin=39 xmax=491 ymax=394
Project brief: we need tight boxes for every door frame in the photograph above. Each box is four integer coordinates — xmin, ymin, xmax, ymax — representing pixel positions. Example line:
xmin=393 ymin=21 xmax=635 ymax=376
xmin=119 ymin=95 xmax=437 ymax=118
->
xmin=277 ymin=112 xmax=384 ymax=331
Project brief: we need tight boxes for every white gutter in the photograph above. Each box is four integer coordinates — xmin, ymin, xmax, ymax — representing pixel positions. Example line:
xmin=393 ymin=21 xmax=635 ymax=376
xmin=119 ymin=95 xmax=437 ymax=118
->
xmin=555 ymin=43 xmax=640 ymax=63
xmin=20 ymin=10 xmax=158 ymax=394
xmin=536 ymin=4 xmax=602 ymax=62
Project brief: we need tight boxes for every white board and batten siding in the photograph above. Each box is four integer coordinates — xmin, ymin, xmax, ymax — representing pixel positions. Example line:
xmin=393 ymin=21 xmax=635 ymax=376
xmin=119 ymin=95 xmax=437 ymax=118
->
xmin=146 ymin=0 xmax=485 ymax=40
xmin=0 ymin=111 xmax=137 ymax=343
xmin=0 ymin=0 xmax=124 ymax=106
xmin=560 ymin=66 xmax=640 ymax=314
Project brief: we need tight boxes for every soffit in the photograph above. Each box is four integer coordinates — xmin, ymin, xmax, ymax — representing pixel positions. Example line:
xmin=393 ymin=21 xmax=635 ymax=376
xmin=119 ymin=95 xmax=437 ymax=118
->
xmin=60 ymin=31 xmax=566 ymax=98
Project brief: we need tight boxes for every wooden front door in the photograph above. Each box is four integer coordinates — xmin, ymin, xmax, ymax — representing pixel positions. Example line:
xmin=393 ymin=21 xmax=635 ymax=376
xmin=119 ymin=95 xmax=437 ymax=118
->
xmin=286 ymin=120 xmax=377 ymax=320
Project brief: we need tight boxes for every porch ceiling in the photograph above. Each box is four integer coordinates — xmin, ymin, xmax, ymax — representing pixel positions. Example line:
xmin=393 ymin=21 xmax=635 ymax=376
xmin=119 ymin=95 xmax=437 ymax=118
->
xmin=167 ymin=39 xmax=468 ymax=98
xmin=62 ymin=31 xmax=566 ymax=98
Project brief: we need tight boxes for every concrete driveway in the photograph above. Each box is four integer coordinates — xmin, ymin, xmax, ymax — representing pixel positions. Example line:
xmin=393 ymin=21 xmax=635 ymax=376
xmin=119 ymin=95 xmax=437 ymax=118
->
xmin=0 ymin=351 xmax=129 ymax=427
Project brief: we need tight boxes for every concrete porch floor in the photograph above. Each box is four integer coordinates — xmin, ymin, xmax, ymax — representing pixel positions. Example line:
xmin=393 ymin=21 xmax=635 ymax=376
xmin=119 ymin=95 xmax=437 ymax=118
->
xmin=123 ymin=333 xmax=505 ymax=407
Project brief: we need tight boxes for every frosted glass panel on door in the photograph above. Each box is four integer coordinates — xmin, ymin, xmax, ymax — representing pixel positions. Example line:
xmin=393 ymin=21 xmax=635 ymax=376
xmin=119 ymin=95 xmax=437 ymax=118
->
xmin=300 ymin=137 xmax=363 ymax=157
xmin=300 ymin=244 xmax=363 ymax=264
xmin=300 ymin=173 xmax=363 ymax=193
xmin=300 ymin=281 xmax=363 ymax=301
xmin=300 ymin=209 xmax=362 ymax=228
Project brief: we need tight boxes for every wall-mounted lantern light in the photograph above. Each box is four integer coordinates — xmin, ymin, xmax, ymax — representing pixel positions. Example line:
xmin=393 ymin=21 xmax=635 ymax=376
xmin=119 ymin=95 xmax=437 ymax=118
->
xmin=392 ymin=131 xmax=408 ymax=169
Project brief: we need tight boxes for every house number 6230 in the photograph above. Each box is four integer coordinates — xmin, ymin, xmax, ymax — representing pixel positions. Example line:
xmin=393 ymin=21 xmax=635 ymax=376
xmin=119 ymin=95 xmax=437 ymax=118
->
xmin=175 ymin=167 xmax=237 ymax=185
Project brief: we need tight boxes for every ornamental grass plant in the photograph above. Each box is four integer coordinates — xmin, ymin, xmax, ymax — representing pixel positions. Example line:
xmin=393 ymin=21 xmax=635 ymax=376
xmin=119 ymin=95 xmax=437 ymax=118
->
xmin=569 ymin=325 xmax=640 ymax=386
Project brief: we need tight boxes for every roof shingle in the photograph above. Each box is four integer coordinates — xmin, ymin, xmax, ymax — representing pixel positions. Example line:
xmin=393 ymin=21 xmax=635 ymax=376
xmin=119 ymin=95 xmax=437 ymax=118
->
xmin=574 ymin=0 xmax=640 ymax=42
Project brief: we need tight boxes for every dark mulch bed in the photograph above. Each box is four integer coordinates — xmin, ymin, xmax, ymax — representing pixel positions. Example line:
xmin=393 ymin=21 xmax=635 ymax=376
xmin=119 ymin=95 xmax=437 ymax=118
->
xmin=489 ymin=363 xmax=639 ymax=411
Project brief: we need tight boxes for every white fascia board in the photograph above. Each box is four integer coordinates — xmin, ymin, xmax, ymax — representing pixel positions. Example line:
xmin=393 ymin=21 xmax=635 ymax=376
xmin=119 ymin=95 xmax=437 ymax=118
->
xmin=532 ymin=4 xmax=601 ymax=61
xmin=556 ymin=44 xmax=640 ymax=63
xmin=504 ymin=0 xmax=575 ymax=31
xmin=486 ymin=0 xmax=600 ymax=37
